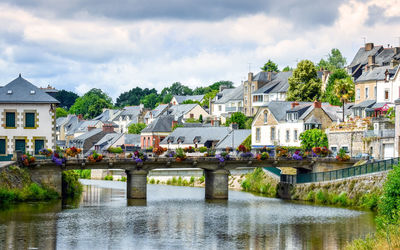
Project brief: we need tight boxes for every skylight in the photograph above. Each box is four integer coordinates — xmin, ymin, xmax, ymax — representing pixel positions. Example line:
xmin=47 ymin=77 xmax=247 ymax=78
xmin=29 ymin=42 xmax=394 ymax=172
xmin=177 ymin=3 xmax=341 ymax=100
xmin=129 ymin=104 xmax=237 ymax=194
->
xmin=7 ymin=90 xmax=12 ymax=94
xmin=30 ymin=90 xmax=35 ymax=95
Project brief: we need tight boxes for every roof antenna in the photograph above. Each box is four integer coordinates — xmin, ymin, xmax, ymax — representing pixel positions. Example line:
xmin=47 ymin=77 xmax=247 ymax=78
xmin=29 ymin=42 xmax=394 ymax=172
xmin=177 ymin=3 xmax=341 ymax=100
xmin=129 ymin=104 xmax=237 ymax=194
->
xmin=362 ymin=37 xmax=366 ymax=44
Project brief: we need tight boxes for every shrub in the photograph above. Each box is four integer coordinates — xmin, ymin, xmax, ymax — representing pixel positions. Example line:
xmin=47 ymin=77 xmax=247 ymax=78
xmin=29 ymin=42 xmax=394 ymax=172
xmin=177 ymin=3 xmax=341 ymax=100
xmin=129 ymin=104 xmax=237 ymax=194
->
xmin=62 ymin=170 xmax=83 ymax=198
xmin=378 ymin=164 xmax=400 ymax=224
xmin=306 ymin=191 xmax=315 ymax=201
xmin=198 ymin=176 xmax=205 ymax=183
xmin=149 ymin=178 xmax=155 ymax=184
xmin=108 ymin=147 xmax=124 ymax=154
xmin=120 ymin=176 xmax=127 ymax=182
xmin=315 ymin=190 xmax=329 ymax=204
xmin=199 ymin=146 xmax=207 ymax=153
xmin=190 ymin=176 xmax=195 ymax=184
xmin=104 ymin=175 xmax=113 ymax=181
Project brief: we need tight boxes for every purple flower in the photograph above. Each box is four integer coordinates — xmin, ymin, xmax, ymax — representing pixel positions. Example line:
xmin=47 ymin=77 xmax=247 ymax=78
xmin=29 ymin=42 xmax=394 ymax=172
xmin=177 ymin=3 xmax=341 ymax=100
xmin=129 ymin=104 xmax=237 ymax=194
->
xmin=135 ymin=157 xmax=143 ymax=163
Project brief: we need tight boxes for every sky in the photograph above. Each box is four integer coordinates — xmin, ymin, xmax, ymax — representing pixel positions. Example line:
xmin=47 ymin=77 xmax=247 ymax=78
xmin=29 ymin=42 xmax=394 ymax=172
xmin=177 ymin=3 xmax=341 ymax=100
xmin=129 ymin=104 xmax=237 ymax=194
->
xmin=0 ymin=0 xmax=399 ymax=101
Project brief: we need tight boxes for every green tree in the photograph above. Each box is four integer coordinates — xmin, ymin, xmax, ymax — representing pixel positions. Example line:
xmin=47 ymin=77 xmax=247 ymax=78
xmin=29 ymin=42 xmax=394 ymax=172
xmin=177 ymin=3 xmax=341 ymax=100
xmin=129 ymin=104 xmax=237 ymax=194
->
xmin=116 ymin=87 xmax=157 ymax=107
xmin=56 ymin=107 xmax=68 ymax=118
xmin=69 ymin=88 xmax=113 ymax=119
xmin=181 ymin=99 xmax=201 ymax=105
xmin=322 ymin=69 xmax=351 ymax=106
xmin=261 ymin=59 xmax=279 ymax=72
xmin=282 ymin=66 xmax=293 ymax=72
xmin=161 ymin=93 xmax=173 ymax=104
xmin=54 ymin=90 xmax=79 ymax=109
xmin=128 ymin=123 xmax=147 ymax=134
xmin=209 ymin=81 xmax=234 ymax=91
xmin=201 ymin=89 xmax=219 ymax=107
xmin=334 ymin=77 xmax=355 ymax=122
xmin=317 ymin=48 xmax=347 ymax=71
xmin=299 ymin=129 xmax=328 ymax=150
xmin=161 ymin=82 xmax=193 ymax=96
xmin=193 ymin=86 xmax=212 ymax=95
xmin=378 ymin=164 xmax=400 ymax=224
xmin=226 ymin=112 xmax=247 ymax=129
xmin=287 ymin=60 xmax=322 ymax=102
xmin=199 ymin=114 xmax=203 ymax=123
xmin=140 ymin=93 xmax=160 ymax=109
xmin=244 ymin=117 xmax=253 ymax=129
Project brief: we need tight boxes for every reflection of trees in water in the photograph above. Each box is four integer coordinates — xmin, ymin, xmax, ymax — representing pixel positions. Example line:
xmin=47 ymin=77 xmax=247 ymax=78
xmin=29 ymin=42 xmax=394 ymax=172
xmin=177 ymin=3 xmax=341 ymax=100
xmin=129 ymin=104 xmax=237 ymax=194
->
xmin=0 ymin=201 xmax=61 ymax=249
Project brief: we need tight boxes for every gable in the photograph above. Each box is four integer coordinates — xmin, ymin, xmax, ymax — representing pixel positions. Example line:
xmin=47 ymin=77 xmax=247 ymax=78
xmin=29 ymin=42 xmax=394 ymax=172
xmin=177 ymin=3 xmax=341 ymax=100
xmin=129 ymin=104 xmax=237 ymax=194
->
xmin=253 ymin=107 xmax=278 ymax=126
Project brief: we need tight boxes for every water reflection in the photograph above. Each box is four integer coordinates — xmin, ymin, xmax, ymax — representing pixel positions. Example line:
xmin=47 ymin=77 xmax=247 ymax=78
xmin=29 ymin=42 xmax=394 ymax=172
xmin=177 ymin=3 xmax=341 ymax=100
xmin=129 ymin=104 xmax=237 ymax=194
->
xmin=0 ymin=180 xmax=376 ymax=250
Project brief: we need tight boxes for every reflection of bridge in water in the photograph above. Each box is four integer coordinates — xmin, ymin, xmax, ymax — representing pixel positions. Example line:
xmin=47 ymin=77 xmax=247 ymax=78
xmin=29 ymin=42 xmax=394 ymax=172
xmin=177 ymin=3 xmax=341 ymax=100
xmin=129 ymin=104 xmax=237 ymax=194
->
xmin=28 ymin=157 xmax=356 ymax=200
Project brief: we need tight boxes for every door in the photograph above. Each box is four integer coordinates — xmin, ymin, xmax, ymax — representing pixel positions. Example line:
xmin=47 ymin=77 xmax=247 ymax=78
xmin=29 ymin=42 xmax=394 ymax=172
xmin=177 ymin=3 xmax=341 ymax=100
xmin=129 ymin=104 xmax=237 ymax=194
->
xmin=15 ymin=139 xmax=26 ymax=154
xmin=35 ymin=140 xmax=44 ymax=155
xmin=384 ymin=143 xmax=394 ymax=159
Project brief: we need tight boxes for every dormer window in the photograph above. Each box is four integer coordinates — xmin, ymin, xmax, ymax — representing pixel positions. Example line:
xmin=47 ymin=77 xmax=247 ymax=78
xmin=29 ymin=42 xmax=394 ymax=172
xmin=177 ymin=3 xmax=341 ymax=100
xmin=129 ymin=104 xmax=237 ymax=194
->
xmin=30 ymin=90 xmax=35 ymax=95
xmin=7 ymin=90 xmax=12 ymax=95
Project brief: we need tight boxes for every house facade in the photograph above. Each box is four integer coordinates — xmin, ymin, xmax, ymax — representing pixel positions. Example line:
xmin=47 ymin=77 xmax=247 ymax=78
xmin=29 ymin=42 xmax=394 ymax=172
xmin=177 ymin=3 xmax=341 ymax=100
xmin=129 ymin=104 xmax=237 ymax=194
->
xmin=140 ymin=115 xmax=175 ymax=149
xmin=0 ymin=75 xmax=59 ymax=159
xmin=170 ymin=95 xmax=204 ymax=105
xmin=211 ymin=85 xmax=244 ymax=124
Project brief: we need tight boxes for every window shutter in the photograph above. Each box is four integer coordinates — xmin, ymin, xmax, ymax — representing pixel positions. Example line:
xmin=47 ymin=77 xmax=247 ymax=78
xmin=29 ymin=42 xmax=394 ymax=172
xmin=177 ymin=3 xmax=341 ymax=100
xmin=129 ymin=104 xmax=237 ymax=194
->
xmin=0 ymin=139 xmax=5 ymax=154
xmin=34 ymin=140 xmax=44 ymax=154
xmin=6 ymin=112 xmax=15 ymax=127
xmin=26 ymin=113 xmax=35 ymax=128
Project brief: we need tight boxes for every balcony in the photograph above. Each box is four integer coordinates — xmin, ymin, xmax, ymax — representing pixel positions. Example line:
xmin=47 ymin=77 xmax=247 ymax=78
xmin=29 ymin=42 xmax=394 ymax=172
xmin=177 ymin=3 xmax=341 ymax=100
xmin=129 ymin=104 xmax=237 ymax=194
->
xmin=225 ymin=107 xmax=244 ymax=112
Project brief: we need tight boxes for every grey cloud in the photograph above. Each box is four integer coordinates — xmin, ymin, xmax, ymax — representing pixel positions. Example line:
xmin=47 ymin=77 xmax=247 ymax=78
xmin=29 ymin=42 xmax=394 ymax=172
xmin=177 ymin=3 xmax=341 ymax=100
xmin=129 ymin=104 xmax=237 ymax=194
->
xmin=8 ymin=0 xmax=345 ymax=27
xmin=366 ymin=4 xmax=400 ymax=26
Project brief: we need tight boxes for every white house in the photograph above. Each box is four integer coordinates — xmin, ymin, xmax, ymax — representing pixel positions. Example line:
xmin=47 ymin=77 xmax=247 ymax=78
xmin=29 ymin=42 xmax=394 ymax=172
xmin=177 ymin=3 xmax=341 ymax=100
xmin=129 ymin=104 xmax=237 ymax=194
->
xmin=0 ymin=74 xmax=59 ymax=159
xmin=211 ymin=85 xmax=244 ymax=124
xmin=376 ymin=66 xmax=400 ymax=103
xmin=170 ymin=95 xmax=204 ymax=105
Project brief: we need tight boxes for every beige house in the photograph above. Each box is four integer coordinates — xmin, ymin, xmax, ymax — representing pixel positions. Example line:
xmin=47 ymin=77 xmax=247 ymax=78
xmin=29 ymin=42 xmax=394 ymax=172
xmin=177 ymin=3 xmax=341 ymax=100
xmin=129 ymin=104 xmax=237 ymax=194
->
xmin=167 ymin=104 xmax=209 ymax=122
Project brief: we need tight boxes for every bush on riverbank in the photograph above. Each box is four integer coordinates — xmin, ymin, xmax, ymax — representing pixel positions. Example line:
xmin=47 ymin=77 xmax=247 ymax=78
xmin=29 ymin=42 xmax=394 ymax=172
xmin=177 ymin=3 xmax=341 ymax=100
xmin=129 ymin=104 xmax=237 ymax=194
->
xmin=346 ymin=164 xmax=400 ymax=249
xmin=0 ymin=165 xmax=59 ymax=203
xmin=62 ymin=170 xmax=83 ymax=198
xmin=74 ymin=169 xmax=91 ymax=179
xmin=241 ymin=168 xmax=277 ymax=197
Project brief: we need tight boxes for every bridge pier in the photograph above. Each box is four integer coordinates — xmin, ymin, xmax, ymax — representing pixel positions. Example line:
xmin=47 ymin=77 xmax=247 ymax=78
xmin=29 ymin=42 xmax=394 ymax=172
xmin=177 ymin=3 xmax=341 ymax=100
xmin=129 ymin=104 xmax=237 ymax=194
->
xmin=204 ymin=169 xmax=230 ymax=199
xmin=126 ymin=169 xmax=148 ymax=199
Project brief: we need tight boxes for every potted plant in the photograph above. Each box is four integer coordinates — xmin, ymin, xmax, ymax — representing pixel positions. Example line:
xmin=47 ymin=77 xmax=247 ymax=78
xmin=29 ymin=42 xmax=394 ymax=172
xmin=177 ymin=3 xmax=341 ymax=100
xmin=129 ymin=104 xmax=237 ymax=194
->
xmin=336 ymin=148 xmax=350 ymax=161
xmin=21 ymin=153 xmax=36 ymax=167
xmin=175 ymin=148 xmax=187 ymax=162
xmin=39 ymin=148 xmax=53 ymax=158
xmin=132 ymin=150 xmax=148 ymax=163
xmin=256 ymin=152 xmax=269 ymax=161
xmin=87 ymin=150 xmax=103 ymax=163
xmin=292 ymin=150 xmax=303 ymax=160
xmin=66 ymin=147 xmax=82 ymax=157
xmin=152 ymin=146 xmax=167 ymax=157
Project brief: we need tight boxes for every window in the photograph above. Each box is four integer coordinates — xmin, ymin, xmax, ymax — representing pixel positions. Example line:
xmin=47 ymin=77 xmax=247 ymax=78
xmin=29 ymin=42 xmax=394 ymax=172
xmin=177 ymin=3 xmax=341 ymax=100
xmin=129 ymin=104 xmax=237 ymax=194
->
xmin=251 ymin=85 xmax=255 ymax=92
xmin=190 ymin=113 xmax=194 ymax=118
xmin=34 ymin=140 xmax=44 ymax=155
xmin=245 ymin=86 xmax=248 ymax=92
xmin=244 ymin=96 xmax=247 ymax=105
xmin=264 ymin=112 xmax=268 ymax=123
xmin=0 ymin=139 xmax=5 ymax=155
xmin=365 ymin=87 xmax=369 ymax=99
xmin=356 ymin=88 xmax=360 ymax=100
xmin=218 ymin=105 xmax=222 ymax=111
xmin=294 ymin=130 xmax=298 ymax=141
xmin=384 ymin=90 xmax=389 ymax=100
xmin=25 ymin=112 xmax=35 ymax=128
xmin=331 ymin=146 xmax=337 ymax=153
xmin=256 ymin=128 xmax=260 ymax=142
xmin=374 ymin=86 xmax=377 ymax=98
xmin=6 ymin=112 xmax=15 ymax=128
xmin=251 ymin=108 xmax=254 ymax=115
xmin=342 ymin=146 xmax=349 ymax=153
xmin=286 ymin=130 xmax=290 ymax=142
xmin=271 ymin=127 xmax=275 ymax=141
xmin=15 ymin=139 xmax=26 ymax=154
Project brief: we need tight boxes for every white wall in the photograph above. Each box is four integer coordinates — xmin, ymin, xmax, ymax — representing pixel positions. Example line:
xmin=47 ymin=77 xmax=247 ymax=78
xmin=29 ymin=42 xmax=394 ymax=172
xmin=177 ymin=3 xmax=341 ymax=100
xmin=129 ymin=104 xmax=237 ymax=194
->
xmin=252 ymin=121 xmax=303 ymax=147
xmin=0 ymin=103 xmax=56 ymax=155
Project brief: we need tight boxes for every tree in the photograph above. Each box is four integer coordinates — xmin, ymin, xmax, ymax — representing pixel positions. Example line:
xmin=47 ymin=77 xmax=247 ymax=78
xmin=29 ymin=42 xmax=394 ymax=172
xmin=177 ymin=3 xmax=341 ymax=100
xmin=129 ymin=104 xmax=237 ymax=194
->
xmin=199 ymin=114 xmax=203 ymax=123
xmin=244 ymin=117 xmax=253 ymax=129
xmin=287 ymin=60 xmax=322 ymax=102
xmin=316 ymin=48 xmax=347 ymax=71
xmin=322 ymin=69 xmax=350 ymax=106
xmin=209 ymin=81 xmax=234 ymax=91
xmin=282 ymin=66 xmax=293 ymax=72
xmin=128 ymin=123 xmax=147 ymax=134
xmin=261 ymin=60 xmax=279 ymax=72
xmin=378 ymin=164 xmax=400 ymax=224
xmin=161 ymin=93 xmax=173 ymax=104
xmin=140 ymin=93 xmax=160 ymax=109
xmin=56 ymin=107 xmax=68 ymax=118
xmin=69 ymin=88 xmax=113 ymax=119
xmin=226 ymin=112 xmax=247 ymax=129
xmin=201 ymin=89 xmax=219 ymax=107
xmin=54 ymin=90 xmax=79 ymax=109
xmin=181 ymin=99 xmax=201 ymax=105
xmin=162 ymin=82 xmax=193 ymax=96
xmin=299 ymin=129 xmax=328 ymax=150
xmin=115 ymin=87 xmax=157 ymax=107
xmin=334 ymin=77 xmax=355 ymax=122
xmin=193 ymin=86 xmax=212 ymax=95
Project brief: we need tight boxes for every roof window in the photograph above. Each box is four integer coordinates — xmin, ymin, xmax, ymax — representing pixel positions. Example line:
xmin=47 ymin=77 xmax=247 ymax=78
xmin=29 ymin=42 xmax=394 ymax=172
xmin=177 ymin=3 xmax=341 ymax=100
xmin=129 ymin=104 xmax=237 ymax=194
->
xmin=7 ymin=90 xmax=12 ymax=95
xmin=30 ymin=90 xmax=36 ymax=95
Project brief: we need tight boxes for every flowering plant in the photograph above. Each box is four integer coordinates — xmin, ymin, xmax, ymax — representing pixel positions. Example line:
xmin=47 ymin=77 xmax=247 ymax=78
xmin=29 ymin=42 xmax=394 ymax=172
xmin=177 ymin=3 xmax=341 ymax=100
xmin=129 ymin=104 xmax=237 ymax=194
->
xmin=312 ymin=147 xmax=321 ymax=155
xmin=205 ymin=149 xmax=216 ymax=157
xmin=320 ymin=146 xmax=331 ymax=157
xmin=336 ymin=148 xmax=350 ymax=161
xmin=21 ymin=154 xmax=36 ymax=167
xmin=240 ymin=152 xmax=253 ymax=158
xmin=256 ymin=152 xmax=269 ymax=161
xmin=276 ymin=147 xmax=288 ymax=158
xmin=237 ymin=144 xmax=249 ymax=153
xmin=87 ymin=150 xmax=103 ymax=163
xmin=175 ymin=148 xmax=187 ymax=162
xmin=39 ymin=148 xmax=53 ymax=157
xmin=166 ymin=151 xmax=176 ymax=158
xmin=132 ymin=150 xmax=147 ymax=163
xmin=292 ymin=150 xmax=303 ymax=160
xmin=183 ymin=146 xmax=195 ymax=153
xmin=66 ymin=147 xmax=82 ymax=157
xmin=152 ymin=146 xmax=167 ymax=156
xmin=216 ymin=152 xmax=230 ymax=162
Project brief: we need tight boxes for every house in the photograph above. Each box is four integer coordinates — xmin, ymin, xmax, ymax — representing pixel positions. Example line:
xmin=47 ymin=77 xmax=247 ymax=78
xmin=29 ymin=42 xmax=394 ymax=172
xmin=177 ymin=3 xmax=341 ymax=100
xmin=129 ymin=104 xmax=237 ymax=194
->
xmin=166 ymin=104 xmax=209 ymax=122
xmin=68 ymin=124 xmax=115 ymax=154
xmin=211 ymin=85 xmax=244 ymax=124
xmin=143 ymin=104 xmax=169 ymax=125
xmin=112 ymin=105 xmax=147 ymax=133
xmin=88 ymin=133 xmax=141 ymax=156
xmin=0 ymin=75 xmax=59 ymax=159
xmin=215 ymin=129 xmax=251 ymax=153
xmin=351 ymin=100 xmax=393 ymax=118
xmin=251 ymin=101 xmax=341 ymax=149
xmin=170 ymin=95 xmax=204 ymax=105
xmin=160 ymin=127 xmax=231 ymax=150
xmin=347 ymin=42 xmax=400 ymax=81
xmin=93 ymin=108 xmax=121 ymax=123
xmin=140 ymin=115 xmax=175 ymax=149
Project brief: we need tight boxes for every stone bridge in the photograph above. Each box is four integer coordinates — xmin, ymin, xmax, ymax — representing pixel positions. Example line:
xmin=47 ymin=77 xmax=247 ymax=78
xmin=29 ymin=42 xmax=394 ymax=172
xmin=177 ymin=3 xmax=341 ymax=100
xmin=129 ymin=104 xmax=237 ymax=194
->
xmin=26 ymin=157 xmax=357 ymax=200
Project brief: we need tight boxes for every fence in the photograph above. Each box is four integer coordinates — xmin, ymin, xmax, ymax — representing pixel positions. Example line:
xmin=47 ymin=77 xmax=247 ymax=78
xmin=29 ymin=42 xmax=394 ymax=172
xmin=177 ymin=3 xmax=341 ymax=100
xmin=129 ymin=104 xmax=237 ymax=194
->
xmin=281 ymin=157 xmax=399 ymax=184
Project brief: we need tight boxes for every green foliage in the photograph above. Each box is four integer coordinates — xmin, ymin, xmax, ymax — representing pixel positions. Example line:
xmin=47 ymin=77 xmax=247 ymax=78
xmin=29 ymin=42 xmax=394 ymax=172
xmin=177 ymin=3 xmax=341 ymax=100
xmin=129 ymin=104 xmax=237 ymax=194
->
xmin=315 ymin=190 xmax=329 ymax=204
xmin=107 ymin=147 xmax=124 ymax=154
xmin=282 ymin=66 xmax=293 ymax=72
xmin=322 ymin=68 xmax=351 ymax=105
xmin=104 ymin=175 xmax=113 ymax=181
xmin=241 ymin=135 xmax=252 ymax=152
xmin=198 ymin=175 xmax=205 ymax=183
xmin=140 ymin=93 xmax=161 ymax=109
xmin=56 ymin=107 xmax=68 ymax=118
xmin=226 ymin=112 xmax=247 ymax=129
xmin=261 ymin=59 xmax=279 ymax=72
xmin=181 ymin=99 xmax=201 ymax=105
xmin=128 ymin=123 xmax=146 ymax=134
xmin=193 ymin=86 xmax=212 ymax=95
xmin=299 ymin=129 xmax=328 ymax=150
xmin=149 ymin=178 xmax=155 ymax=184
xmin=244 ymin=117 xmax=253 ymax=129
xmin=0 ymin=183 xmax=59 ymax=203
xmin=120 ymin=176 xmax=127 ymax=182
xmin=334 ymin=77 xmax=355 ymax=105
xmin=316 ymin=49 xmax=347 ymax=71
xmin=199 ymin=114 xmax=203 ymax=123
xmin=161 ymin=82 xmax=193 ymax=96
xmin=199 ymin=146 xmax=207 ymax=153
xmin=54 ymin=89 xmax=79 ymax=109
xmin=185 ymin=118 xmax=200 ymax=123
xmin=378 ymin=164 xmax=400 ymax=224
xmin=74 ymin=169 xmax=91 ymax=179
xmin=162 ymin=93 xmax=173 ymax=104
xmin=62 ymin=170 xmax=83 ymax=198
xmin=116 ymin=87 xmax=158 ymax=107
xmin=241 ymin=168 xmax=277 ymax=197
xmin=209 ymin=81 xmax=234 ymax=91
xmin=201 ymin=89 xmax=219 ymax=107
xmin=172 ymin=123 xmax=184 ymax=131
xmin=386 ymin=107 xmax=395 ymax=124
xmin=69 ymin=88 xmax=113 ymax=119
xmin=287 ymin=60 xmax=322 ymax=102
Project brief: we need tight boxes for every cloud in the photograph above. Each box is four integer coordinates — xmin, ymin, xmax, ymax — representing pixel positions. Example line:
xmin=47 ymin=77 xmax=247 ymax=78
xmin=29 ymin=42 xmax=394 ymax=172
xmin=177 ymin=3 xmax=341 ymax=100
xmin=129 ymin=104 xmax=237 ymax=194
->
xmin=366 ymin=4 xmax=400 ymax=25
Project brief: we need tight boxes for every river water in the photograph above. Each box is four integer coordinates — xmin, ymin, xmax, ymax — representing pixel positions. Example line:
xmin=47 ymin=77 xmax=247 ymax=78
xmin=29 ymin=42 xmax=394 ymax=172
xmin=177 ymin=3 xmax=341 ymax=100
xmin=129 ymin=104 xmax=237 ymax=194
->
xmin=0 ymin=180 xmax=376 ymax=250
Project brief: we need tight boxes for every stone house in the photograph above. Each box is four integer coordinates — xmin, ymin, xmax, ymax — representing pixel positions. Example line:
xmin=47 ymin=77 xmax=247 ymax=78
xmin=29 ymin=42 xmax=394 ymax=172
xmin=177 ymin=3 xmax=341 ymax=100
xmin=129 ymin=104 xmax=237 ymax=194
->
xmin=111 ymin=105 xmax=147 ymax=133
xmin=0 ymin=75 xmax=59 ymax=159
xmin=68 ymin=124 xmax=115 ymax=154
xmin=170 ymin=95 xmax=204 ymax=105
xmin=140 ymin=115 xmax=175 ymax=149
xmin=166 ymin=104 xmax=209 ymax=122
xmin=143 ymin=104 xmax=169 ymax=125
xmin=210 ymin=85 xmax=243 ymax=124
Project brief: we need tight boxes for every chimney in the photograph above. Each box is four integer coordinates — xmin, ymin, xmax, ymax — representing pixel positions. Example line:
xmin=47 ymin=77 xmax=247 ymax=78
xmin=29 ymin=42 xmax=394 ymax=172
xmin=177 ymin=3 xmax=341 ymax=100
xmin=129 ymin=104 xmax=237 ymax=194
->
xmin=102 ymin=123 xmax=114 ymax=133
xmin=394 ymin=47 xmax=400 ymax=55
xmin=77 ymin=114 xmax=83 ymax=121
xmin=219 ymin=85 xmax=228 ymax=92
xmin=313 ymin=100 xmax=321 ymax=108
xmin=368 ymin=55 xmax=375 ymax=67
xmin=267 ymin=71 xmax=272 ymax=81
xmin=211 ymin=120 xmax=214 ymax=126
xmin=365 ymin=43 xmax=374 ymax=51
xmin=171 ymin=120 xmax=178 ymax=128
xmin=87 ymin=125 xmax=96 ymax=131
xmin=248 ymin=72 xmax=253 ymax=81
xmin=385 ymin=69 xmax=389 ymax=82
xmin=291 ymin=101 xmax=299 ymax=108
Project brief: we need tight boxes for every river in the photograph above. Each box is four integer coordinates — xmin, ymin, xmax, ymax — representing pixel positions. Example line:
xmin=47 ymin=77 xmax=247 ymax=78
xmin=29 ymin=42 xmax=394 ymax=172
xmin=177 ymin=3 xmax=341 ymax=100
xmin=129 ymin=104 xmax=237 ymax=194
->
xmin=0 ymin=180 xmax=376 ymax=250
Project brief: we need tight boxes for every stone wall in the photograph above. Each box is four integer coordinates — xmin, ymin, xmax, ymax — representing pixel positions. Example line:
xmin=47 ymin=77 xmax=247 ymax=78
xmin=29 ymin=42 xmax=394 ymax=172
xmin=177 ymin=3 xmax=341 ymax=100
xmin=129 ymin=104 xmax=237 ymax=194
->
xmin=327 ymin=130 xmax=364 ymax=157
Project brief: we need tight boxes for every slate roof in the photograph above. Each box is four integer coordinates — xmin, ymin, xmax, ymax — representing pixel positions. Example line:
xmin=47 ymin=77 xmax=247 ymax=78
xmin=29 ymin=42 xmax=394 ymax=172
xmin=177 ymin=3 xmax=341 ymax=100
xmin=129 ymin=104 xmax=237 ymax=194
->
xmin=253 ymin=71 xmax=278 ymax=82
xmin=253 ymin=71 xmax=292 ymax=94
xmin=141 ymin=115 xmax=175 ymax=133
xmin=305 ymin=115 xmax=321 ymax=124
xmin=215 ymin=129 xmax=251 ymax=150
xmin=0 ymin=75 xmax=59 ymax=104
xmin=349 ymin=45 xmax=384 ymax=68
xmin=166 ymin=104 xmax=199 ymax=119
xmin=113 ymin=106 xmax=142 ymax=121
xmin=73 ymin=120 xmax=102 ymax=134
xmin=144 ymin=104 xmax=169 ymax=119
xmin=173 ymin=95 xmax=204 ymax=104
xmin=160 ymin=127 xmax=231 ymax=144
xmin=93 ymin=109 xmax=121 ymax=122
xmin=70 ymin=128 xmax=103 ymax=142
xmin=123 ymin=134 xmax=141 ymax=146
xmin=214 ymin=85 xmax=244 ymax=104
xmin=352 ymin=100 xmax=376 ymax=109
xmin=355 ymin=66 xmax=398 ymax=82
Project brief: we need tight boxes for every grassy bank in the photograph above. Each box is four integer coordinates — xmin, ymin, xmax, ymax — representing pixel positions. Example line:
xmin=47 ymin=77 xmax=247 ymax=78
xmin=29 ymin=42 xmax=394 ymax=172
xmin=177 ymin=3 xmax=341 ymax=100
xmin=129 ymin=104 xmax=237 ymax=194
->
xmin=0 ymin=165 xmax=59 ymax=203
xmin=240 ymin=168 xmax=278 ymax=197
xmin=147 ymin=176 xmax=203 ymax=187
